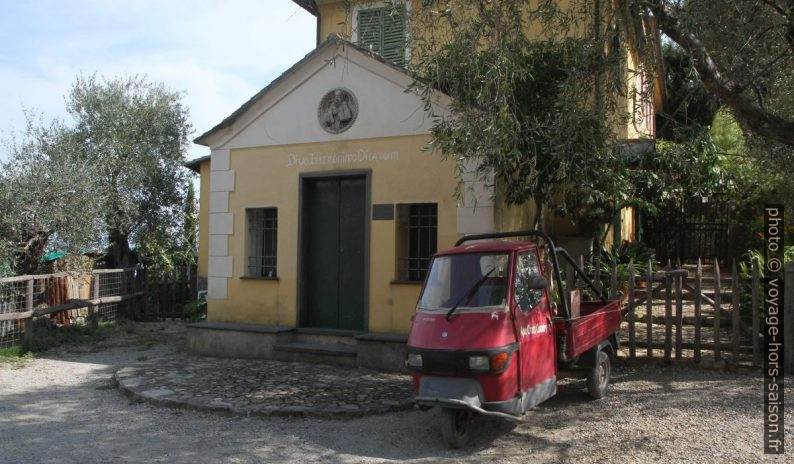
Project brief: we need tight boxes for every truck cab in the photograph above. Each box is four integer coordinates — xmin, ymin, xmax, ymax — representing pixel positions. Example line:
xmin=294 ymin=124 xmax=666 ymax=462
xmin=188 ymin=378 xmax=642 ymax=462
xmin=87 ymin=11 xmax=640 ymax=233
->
xmin=406 ymin=231 xmax=622 ymax=448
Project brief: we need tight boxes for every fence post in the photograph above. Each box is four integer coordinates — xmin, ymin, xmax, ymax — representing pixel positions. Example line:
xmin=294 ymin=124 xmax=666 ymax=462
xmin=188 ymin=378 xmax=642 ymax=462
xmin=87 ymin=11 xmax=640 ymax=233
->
xmin=675 ymin=265 xmax=683 ymax=360
xmin=628 ymin=259 xmax=635 ymax=359
xmin=694 ymin=259 xmax=702 ymax=363
xmin=189 ymin=265 xmax=198 ymax=300
xmin=141 ymin=269 xmax=150 ymax=321
xmin=594 ymin=253 xmax=602 ymax=294
xmin=731 ymin=259 xmax=741 ymax=365
xmin=785 ymin=262 xmax=794 ymax=373
xmin=714 ymin=259 xmax=722 ymax=363
xmin=90 ymin=274 xmax=99 ymax=329
xmin=24 ymin=278 xmax=34 ymax=347
xmin=752 ymin=258 xmax=761 ymax=366
xmin=646 ymin=259 xmax=653 ymax=358
xmin=610 ymin=258 xmax=618 ymax=300
xmin=664 ymin=260 xmax=672 ymax=363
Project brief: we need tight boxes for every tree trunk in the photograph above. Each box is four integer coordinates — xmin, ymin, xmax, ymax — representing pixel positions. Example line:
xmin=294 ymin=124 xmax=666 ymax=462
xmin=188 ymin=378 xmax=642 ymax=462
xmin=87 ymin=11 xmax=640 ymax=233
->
xmin=15 ymin=231 xmax=50 ymax=275
xmin=651 ymin=0 xmax=794 ymax=146
xmin=532 ymin=195 xmax=545 ymax=231
xmin=106 ymin=229 xmax=135 ymax=269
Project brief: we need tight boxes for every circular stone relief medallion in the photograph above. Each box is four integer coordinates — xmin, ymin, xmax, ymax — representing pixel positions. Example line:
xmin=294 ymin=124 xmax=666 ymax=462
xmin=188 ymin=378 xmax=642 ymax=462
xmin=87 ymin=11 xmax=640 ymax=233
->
xmin=318 ymin=88 xmax=358 ymax=134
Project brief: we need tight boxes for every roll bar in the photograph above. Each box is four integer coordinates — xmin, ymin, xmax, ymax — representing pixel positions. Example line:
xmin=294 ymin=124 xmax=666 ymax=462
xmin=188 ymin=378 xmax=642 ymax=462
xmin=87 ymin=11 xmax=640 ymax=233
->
xmin=454 ymin=230 xmax=608 ymax=320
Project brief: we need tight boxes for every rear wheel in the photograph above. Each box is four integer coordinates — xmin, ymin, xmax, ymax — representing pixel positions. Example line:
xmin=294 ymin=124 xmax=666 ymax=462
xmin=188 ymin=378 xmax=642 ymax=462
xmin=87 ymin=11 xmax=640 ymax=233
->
xmin=440 ymin=407 xmax=473 ymax=448
xmin=586 ymin=350 xmax=611 ymax=399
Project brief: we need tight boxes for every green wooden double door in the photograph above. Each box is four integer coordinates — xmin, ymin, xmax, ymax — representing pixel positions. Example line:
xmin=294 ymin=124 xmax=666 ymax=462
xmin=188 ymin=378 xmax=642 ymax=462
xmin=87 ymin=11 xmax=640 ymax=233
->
xmin=301 ymin=175 xmax=366 ymax=331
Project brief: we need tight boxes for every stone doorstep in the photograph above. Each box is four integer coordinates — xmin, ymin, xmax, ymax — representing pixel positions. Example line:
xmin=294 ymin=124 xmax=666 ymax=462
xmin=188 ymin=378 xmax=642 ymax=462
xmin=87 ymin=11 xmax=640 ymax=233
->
xmin=273 ymin=342 xmax=357 ymax=357
xmin=186 ymin=321 xmax=294 ymax=334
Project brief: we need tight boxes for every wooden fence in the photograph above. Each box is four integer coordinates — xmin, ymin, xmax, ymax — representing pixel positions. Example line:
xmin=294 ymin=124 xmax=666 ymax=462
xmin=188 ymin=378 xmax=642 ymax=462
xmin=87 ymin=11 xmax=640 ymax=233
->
xmin=0 ymin=267 xmax=196 ymax=348
xmin=573 ymin=257 xmax=794 ymax=370
xmin=136 ymin=267 xmax=196 ymax=321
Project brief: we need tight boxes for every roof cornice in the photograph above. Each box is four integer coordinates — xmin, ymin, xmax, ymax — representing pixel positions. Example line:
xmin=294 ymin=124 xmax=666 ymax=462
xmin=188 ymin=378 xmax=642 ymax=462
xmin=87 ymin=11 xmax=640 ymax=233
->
xmin=291 ymin=0 xmax=318 ymax=16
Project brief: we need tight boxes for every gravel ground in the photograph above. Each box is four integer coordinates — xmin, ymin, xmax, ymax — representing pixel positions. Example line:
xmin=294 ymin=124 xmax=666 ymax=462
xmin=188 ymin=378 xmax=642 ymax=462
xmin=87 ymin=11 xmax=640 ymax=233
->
xmin=1 ymin=322 xmax=792 ymax=463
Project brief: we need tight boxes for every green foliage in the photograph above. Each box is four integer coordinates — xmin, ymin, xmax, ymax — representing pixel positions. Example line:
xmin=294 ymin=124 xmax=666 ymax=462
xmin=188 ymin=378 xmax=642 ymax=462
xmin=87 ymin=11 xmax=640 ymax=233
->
xmin=0 ymin=74 xmax=193 ymax=275
xmin=0 ymin=345 xmax=33 ymax=363
xmin=26 ymin=323 xmax=109 ymax=353
xmin=709 ymin=109 xmax=794 ymax=256
xmin=68 ymin=74 xmax=192 ymax=269
xmin=182 ymin=298 xmax=207 ymax=323
xmin=656 ymin=44 xmax=720 ymax=142
xmin=643 ymin=0 xmax=794 ymax=146
xmin=135 ymin=182 xmax=197 ymax=279
xmin=674 ymin=0 xmax=794 ymax=136
xmin=0 ymin=322 xmax=111 ymax=365
xmin=597 ymin=241 xmax=660 ymax=276
xmin=410 ymin=0 xmax=638 ymax=238
xmin=627 ymin=133 xmax=725 ymax=216
xmin=738 ymin=247 xmax=794 ymax=278
xmin=0 ymin=113 xmax=105 ymax=274
xmin=178 ymin=182 xmax=199 ymax=268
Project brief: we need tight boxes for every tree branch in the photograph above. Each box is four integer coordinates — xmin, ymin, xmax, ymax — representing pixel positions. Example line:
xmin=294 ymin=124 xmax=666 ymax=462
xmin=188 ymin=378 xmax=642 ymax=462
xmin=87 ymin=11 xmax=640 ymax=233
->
xmin=651 ymin=1 xmax=794 ymax=146
xmin=760 ymin=0 xmax=788 ymax=18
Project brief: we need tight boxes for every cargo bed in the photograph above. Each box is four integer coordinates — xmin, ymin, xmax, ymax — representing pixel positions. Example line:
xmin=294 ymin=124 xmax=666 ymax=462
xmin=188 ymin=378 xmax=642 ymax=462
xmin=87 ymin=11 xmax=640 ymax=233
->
xmin=553 ymin=300 xmax=623 ymax=359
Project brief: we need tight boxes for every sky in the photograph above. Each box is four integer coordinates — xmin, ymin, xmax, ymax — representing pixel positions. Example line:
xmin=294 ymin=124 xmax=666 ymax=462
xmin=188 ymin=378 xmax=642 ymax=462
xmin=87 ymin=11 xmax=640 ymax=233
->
xmin=0 ymin=0 xmax=317 ymax=162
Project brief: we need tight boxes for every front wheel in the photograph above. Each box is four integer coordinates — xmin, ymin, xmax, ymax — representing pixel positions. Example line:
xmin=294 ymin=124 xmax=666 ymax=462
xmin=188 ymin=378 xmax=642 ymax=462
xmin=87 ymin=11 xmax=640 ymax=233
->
xmin=440 ymin=407 xmax=473 ymax=449
xmin=586 ymin=350 xmax=611 ymax=399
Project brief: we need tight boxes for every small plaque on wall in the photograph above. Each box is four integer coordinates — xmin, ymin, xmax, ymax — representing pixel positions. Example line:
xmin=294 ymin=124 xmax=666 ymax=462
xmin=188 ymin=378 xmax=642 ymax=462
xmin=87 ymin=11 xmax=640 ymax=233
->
xmin=372 ymin=204 xmax=395 ymax=220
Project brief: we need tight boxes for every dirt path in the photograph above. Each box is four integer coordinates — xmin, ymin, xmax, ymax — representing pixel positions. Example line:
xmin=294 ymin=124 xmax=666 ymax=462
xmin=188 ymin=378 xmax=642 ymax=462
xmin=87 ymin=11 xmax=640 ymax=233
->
xmin=0 ymin=322 xmax=791 ymax=463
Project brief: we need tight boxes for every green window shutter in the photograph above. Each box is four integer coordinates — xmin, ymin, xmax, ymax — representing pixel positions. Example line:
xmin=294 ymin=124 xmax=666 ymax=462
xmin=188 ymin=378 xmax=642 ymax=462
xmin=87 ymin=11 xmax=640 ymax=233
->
xmin=357 ymin=8 xmax=383 ymax=54
xmin=356 ymin=5 xmax=407 ymax=67
xmin=381 ymin=5 xmax=407 ymax=67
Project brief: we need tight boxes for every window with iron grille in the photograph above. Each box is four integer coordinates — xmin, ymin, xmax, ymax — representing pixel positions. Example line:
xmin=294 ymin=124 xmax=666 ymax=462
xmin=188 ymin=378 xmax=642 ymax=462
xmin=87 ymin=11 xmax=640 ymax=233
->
xmin=247 ymin=208 xmax=277 ymax=278
xmin=397 ymin=203 xmax=437 ymax=282
xmin=356 ymin=3 xmax=408 ymax=67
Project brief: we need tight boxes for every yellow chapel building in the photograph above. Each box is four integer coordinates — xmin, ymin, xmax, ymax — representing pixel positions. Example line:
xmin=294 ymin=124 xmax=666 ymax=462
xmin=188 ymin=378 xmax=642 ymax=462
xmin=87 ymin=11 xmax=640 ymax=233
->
xmin=185 ymin=0 xmax=661 ymax=370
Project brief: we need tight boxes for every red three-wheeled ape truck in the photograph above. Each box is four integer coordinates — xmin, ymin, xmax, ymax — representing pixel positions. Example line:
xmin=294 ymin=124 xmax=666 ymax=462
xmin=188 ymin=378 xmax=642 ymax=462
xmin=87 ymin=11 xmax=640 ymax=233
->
xmin=406 ymin=230 xmax=623 ymax=448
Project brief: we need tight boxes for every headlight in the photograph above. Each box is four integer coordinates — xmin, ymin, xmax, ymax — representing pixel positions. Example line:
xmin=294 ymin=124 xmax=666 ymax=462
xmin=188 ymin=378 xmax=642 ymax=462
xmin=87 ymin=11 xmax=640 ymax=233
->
xmin=407 ymin=353 xmax=423 ymax=368
xmin=468 ymin=355 xmax=490 ymax=371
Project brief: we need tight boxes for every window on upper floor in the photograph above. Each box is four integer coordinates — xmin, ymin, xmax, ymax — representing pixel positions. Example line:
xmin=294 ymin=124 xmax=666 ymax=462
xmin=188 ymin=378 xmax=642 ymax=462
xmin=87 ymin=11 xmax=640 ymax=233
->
xmin=355 ymin=2 xmax=408 ymax=67
xmin=246 ymin=208 xmax=277 ymax=278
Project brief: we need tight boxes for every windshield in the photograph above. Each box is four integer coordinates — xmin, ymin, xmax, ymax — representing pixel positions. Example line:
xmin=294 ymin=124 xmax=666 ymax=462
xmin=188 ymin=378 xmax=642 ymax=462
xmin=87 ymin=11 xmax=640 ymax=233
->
xmin=418 ymin=253 xmax=509 ymax=311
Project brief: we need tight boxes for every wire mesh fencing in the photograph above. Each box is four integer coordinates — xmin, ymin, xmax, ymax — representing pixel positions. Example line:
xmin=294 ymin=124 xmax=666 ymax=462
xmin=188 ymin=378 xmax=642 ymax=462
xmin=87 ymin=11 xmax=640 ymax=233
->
xmin=0 ymin=277 xmax=41 ymax=349
xmin=0 ymin=268 xmax=150 ymax=348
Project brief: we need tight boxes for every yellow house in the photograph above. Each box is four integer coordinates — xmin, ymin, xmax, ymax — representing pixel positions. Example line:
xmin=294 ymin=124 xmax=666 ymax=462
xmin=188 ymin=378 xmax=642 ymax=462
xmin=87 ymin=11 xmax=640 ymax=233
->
xmin=185 ymin=0 xmax=661 ymax=370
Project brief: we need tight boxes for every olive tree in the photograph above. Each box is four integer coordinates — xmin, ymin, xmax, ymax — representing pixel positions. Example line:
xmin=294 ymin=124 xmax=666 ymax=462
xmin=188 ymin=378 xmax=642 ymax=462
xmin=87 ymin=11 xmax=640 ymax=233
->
xmin=408 ymin=0 xmax=639 ymax=245
xmin=0 ymin=114 xmax=104 ymax=274
xmin=644 ymin=0 xmax=794 ymax=147
xmin=67 ymin=74 xmax=192 ymax=269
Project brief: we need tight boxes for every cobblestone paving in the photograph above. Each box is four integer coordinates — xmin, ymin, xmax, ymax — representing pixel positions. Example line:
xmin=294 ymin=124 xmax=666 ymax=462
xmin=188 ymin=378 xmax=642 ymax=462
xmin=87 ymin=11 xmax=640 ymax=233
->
xmin=114 ymin=354 xmax=415 ymax=417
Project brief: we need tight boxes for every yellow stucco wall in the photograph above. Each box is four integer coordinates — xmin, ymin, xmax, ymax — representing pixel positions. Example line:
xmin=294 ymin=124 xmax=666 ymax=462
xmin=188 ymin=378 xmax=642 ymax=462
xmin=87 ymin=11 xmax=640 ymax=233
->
xmin=317 ymin=1 xmax=352 ymax=40
xmin=317 ymin=0 xmax=652 ymax=142
xmin=316 ymin=0 xmax=583 ymax=44
xmin=197 ymin=160 xmax=210 ymax=279
xmin=207 ymin=134 xmax=458 ymax=334
xmin=602 ymin=206 xmax=636 ymax=250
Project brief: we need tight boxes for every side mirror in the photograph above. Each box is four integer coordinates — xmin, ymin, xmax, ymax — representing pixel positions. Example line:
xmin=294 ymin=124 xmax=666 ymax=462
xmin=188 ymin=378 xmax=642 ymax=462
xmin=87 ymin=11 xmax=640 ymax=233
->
xmin=526 ymin=275 xmax=549 ymax=290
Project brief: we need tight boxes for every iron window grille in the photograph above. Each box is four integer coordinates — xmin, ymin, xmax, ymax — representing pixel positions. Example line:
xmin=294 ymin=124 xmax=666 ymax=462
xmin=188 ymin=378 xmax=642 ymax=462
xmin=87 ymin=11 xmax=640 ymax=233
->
xmin=398 ymin=203 xmax=437 ymax=282
xmin=247 ymin=208 xmax=277 ymax=278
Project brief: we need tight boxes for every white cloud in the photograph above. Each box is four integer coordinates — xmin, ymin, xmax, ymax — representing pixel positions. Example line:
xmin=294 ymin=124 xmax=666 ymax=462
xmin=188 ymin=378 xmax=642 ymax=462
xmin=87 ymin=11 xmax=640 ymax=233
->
xmin=0 ymin=0 xmax=317 ymax=161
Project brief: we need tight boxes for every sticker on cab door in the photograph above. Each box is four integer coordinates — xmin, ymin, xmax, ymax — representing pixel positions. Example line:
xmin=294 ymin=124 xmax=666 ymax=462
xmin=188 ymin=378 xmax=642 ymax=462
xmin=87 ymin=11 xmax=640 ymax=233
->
xmin=520 ymin=324 xmax=548 ymax=337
